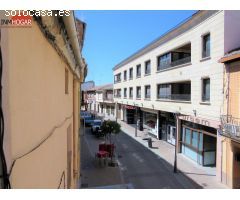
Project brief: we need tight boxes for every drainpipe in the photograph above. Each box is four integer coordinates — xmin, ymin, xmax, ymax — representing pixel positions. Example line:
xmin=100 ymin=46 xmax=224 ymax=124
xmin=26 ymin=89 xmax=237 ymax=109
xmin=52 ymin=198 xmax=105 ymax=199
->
xmin=62 ymin=11 xmax=85 ymax=77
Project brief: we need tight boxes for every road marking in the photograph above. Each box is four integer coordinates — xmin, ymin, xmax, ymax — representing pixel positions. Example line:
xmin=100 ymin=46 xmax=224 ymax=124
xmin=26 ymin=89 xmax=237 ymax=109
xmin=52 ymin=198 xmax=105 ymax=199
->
xmin=132 ymin=153 xmax=144 ymax=163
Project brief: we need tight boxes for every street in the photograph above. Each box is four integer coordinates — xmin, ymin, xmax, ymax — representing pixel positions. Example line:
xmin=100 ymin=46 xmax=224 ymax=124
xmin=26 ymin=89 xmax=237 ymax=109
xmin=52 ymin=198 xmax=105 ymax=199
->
xmin=80 ymin=126 xmax=202 ymax=189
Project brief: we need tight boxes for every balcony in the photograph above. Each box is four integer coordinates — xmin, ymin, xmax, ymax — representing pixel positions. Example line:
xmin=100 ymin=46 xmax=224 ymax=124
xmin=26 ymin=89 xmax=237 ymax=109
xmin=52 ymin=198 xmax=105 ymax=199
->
xmin=220 ymin=115 xmax=240 ymax=141
xmin=158 ymin=94 xmax=191 ymax=101
xmin=157 ymin=81 xmax=191 ymax=102
xmin=157 ymin=43 xmax=191 ymax=71
xmin=158 ymin=56 xmax=191 ymax=71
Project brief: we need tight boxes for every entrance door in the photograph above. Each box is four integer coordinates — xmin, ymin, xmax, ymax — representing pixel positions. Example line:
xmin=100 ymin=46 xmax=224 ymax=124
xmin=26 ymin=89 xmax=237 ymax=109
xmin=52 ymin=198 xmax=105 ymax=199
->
xmin=167 ymin=125 xmax=176 ymax=145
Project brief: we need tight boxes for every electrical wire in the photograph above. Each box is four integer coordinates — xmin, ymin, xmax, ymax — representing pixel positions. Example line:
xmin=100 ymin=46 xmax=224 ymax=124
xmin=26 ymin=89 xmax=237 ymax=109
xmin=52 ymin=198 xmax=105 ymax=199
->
xmin=0 ymin=31 xmax=11 ymax=189
xmin=57 ymin=171 xmax=66 ymax=189
xmin=9 ymin=114 xmax=73 ymax=178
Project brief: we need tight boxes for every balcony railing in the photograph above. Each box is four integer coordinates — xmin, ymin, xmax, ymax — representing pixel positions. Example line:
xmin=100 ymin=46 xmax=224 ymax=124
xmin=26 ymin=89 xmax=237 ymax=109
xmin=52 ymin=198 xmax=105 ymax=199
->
xmin=158 ymin=56 xmax=191 ymax=71
xmin=220 ymin=115 xmax=240 ymax=140
xmin=158 ymin=94 xmax=191 ymax=101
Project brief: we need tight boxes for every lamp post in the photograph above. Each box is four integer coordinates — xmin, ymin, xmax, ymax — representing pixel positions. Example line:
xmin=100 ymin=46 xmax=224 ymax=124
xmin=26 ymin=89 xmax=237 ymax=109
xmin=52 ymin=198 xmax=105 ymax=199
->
xmin=115 ymin=102 xmax=118 ymax=122
xmin=134 ymin=103 xmax=137 ymax=137
xmin=173 ymin=111 xmax=180 ymax=173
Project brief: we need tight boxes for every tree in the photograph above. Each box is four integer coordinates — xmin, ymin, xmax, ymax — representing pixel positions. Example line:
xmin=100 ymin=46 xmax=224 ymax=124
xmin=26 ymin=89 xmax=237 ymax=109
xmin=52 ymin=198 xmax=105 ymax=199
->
xmin=101 ymin=120 xmax=121 ymax=166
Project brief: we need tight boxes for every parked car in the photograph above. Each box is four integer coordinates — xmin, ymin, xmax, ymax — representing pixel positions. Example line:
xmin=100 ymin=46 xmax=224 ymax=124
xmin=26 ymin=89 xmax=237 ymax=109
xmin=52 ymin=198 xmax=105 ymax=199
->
xmin=91 ymin=120 xmax=104 ymax=137
xmin=84 ymin=116 xmax=94 ymax=126
xmin=80 ymin=111 xmax=91 ymax=120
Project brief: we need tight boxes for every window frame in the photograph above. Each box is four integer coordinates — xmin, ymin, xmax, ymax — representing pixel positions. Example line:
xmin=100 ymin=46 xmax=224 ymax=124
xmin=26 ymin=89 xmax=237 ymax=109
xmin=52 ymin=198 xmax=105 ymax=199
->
xmin=129 ymin=67 xmax=133 ymax=80
xmin=136 ymin=86 xmax=141 ymax=99
xmin=145 ymin=60 xmax=151 ymax=75
xmin=201 ymin=77 xmax=210 ymax=102
xmin=136 ymin=64 xmax=141 ymax=78
xmin=129 ymin=87 xmax=133 ymax=99
xmin=145 ymin=85 xmax=151 ymax=99
xmin=201 ymin=33 xmax=211 ymax=59
xmin=124 ymin=70 xmax=127 ymax=81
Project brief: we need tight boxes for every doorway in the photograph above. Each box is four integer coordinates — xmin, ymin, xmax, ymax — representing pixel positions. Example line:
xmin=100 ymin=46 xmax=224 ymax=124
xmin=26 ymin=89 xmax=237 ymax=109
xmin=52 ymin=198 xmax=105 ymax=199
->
xmin=167 ymin=125 xmax=176 ymax=145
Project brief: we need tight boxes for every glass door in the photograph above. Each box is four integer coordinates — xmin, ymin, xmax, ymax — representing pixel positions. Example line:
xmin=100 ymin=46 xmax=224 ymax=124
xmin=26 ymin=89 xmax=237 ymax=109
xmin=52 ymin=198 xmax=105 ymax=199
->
xmin=167 ymin=125 xmax=176 ymax=145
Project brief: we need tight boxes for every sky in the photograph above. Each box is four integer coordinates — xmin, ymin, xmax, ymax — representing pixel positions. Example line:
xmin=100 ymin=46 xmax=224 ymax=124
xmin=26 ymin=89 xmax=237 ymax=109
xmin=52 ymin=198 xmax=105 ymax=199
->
xmin=75 ymin=10 xmax=196 ymax=86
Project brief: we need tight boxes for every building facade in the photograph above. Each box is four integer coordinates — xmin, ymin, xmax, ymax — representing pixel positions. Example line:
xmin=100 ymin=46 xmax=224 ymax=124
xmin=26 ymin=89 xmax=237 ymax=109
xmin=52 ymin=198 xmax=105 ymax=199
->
xmin=218 ymin=49 xmax=240 ymax=188
xmin=95 ymin=84 xmax=115 ymax=120
xmin=0 ymin=11 xmax=87 ymax=188
xmin=113 ymin=11 xmax=240 ymax=183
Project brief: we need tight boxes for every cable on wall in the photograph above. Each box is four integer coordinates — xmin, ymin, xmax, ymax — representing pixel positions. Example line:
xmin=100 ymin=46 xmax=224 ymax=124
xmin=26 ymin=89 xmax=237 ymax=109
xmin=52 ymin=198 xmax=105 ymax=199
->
xmin=57 ymin=170 xmax=66 ymax=189
xmin=9 ymin=114 xmax=73 ymax=179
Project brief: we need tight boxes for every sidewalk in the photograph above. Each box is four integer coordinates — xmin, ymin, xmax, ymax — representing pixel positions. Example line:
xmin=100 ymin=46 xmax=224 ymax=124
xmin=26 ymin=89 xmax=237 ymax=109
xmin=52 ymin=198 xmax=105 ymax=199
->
xmin=80 ymin=126 xmax=125 ymax=188
xmin=118 ymin=120 xmax=228 ymax=189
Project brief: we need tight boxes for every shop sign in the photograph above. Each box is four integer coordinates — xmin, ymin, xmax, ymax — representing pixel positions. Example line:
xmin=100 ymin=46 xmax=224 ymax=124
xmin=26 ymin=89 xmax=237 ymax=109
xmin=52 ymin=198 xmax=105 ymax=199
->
xmin=180 ymin=115 xmax=220 ymax=129
xmin=125 ymin=105 xmax=136 ymax=110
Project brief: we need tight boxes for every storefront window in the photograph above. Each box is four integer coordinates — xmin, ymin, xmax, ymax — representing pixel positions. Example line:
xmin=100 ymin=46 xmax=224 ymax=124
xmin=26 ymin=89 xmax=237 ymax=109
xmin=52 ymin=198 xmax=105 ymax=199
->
xmin=143 ymin=112 xmax=157 ymax=135
xmin=199 ymin=133 xmax=203 ymax=151
xmin=185 ymin=128 xmax=191 ymax=145
xmin=192 ymin=131 xmax=198 ymax=148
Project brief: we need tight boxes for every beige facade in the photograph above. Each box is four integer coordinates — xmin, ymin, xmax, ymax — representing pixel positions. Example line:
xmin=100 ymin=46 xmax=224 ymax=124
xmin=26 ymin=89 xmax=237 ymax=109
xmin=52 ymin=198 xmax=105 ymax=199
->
xmin=0 ymin=12 xmax=87 ymax=188
xmin=219 ymin=58 xmax=240 ymax=188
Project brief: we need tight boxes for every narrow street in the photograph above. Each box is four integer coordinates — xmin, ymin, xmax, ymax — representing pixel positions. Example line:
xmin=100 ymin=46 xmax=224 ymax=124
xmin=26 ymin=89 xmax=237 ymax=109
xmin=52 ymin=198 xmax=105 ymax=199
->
xmin=80 ymin=125 xmax=202 ymax=189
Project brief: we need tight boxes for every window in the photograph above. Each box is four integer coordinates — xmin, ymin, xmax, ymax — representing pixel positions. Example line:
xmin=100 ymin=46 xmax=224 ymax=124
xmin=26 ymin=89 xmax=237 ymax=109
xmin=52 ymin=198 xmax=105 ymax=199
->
xmin=157 ymin=53 xmax=171 ymax=71
xmin=124 ymin=70 xmax=127 ymax=81
xmin=145 ymin=60 xmax=151 ymax=75
xmin=124 ymin=88 xmax=127 ymax=98
xmin=129 ymin=87 xmax=133 ymax=99
xmin=129 ymin=68 xmax=133 ymax=80
xmin=65 ymin=68 xmax=69 ymax=94
xmin=145 ymin=85 xmax=151 ymax=99
xmin=136 ymin=86 xmax=141 ymax=99
xmin=202 ymin=78 xmax=210 ymax=102
xmin=202 ymin=33 xmax=210 ymax=58
xmin=157 ymin=82 xmax=191 ymax=101
xmin=136 ymin=64 xmax=141 ymax=77
xmin=157 ymin=84 xmax=171 ymax=99
xmin=114 ymin=73 xmax=121 ymax=83
xmin=114 ymin=89 xmax=122 ymax=98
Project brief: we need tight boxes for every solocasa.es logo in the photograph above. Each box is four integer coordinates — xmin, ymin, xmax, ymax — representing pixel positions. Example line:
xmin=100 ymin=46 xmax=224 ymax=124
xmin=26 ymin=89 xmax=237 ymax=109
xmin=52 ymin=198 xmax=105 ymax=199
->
xmin=1 ymin=11 xmax=32 ymax=28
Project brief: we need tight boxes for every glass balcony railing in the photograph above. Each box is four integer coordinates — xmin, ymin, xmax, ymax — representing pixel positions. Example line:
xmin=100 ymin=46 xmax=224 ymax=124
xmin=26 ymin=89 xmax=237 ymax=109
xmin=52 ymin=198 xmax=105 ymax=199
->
xmin=158 ymin=56 xmax=191 ymax=71
xmin=158 ymin=94 xmax=191 ymax=101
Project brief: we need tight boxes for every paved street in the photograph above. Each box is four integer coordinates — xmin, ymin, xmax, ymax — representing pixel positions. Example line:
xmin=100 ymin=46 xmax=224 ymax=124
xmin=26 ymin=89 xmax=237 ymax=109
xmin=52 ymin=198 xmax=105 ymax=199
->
xmin=80 ymin=124 xmax=203 ymax=189
xmin=114 ymin=131 xmax=202 ymax=189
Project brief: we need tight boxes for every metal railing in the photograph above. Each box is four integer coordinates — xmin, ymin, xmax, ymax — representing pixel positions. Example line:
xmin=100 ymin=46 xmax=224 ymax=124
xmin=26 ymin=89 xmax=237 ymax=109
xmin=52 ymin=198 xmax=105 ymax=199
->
xmin=220 ymin=115 xmax=240 ymax=139
xmin=158 ymin=56 xmax=191 ymax=71
xmin=158 ymin=94 xmax=191 ymax=101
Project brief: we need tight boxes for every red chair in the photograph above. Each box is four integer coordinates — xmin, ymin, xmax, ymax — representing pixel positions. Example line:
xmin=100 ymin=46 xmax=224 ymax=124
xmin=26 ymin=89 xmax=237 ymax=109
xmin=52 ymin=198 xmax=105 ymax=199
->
xmin=106 ymin=144 xmax=115 ymax=158
xmin=95 ymin=143 xmax=109 ymax=166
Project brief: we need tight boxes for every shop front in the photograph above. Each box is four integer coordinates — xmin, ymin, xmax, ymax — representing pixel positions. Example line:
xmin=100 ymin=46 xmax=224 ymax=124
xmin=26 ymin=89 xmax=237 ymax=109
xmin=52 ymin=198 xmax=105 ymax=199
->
xmin=179 ymin=117 xmax=218 ymax=166
xmin=158 ymin=111 xmax=176 ymax=145
xmin=141 ymin=108 xmax=158 ymax=138
xmin=123 ymin=105 xmax=136 ymax=124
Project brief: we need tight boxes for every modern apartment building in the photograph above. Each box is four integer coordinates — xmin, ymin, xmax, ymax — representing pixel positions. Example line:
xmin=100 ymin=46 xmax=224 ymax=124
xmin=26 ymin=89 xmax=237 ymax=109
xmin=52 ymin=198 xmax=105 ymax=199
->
xmin=113 ymin=10 xmax=240 ymax=184
xmin=0 ymin=11 xmax=87 ymax=188
xmin=218 ymin=48 xmax=240 ymax=188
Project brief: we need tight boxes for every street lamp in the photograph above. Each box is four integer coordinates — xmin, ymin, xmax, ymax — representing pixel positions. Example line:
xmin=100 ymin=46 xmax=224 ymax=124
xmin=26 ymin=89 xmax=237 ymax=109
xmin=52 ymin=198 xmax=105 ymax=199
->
xmin=173 ymin=111 xmax=181 ymax=173
xmin=134 ymin=103 xmax=138 ymax=137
